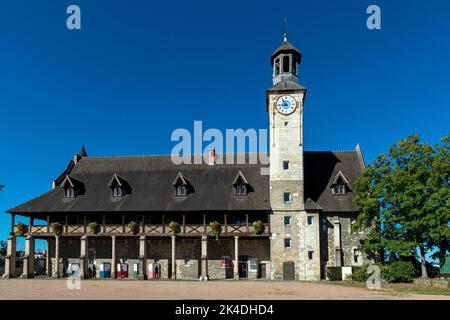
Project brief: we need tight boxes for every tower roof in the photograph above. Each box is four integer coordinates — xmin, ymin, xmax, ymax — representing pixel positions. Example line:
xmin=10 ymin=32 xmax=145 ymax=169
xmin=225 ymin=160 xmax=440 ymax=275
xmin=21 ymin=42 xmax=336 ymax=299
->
xmin=270 ymin=39 xmax=301 ymax=65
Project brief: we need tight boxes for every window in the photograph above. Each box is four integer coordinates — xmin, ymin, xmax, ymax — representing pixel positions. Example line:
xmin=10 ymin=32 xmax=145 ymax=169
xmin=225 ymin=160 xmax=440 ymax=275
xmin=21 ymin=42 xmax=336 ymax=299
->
xmin=283 ymin=55 xmax=290 ymax=73
xmin=112 ymin=186 xmax=123 ymax=197
xmin=308 ymin=251 xmax=314 ymax=260
xmin=333 ymin=184 xmax=345 ymax=195
xmin=321 ymin=217 xmax=328 ymax=233
xmin=275 ymin=58 xmax=280 ymax=75
xmin=176 ymin=185 xmax=187 ymax=196
xmin=292 ymin=57 xmax=297 ymax=75
xmin=284 ymin=216 xmax=292 ymax=226
xmin=283 ymin=192 xmax=291 ymax=203
xmin=65 ymin=187 xmax=75 ymax=198
xmin=283 ymin=161 xmax=290 ymax=170
xmin=307 ymin=216 xmax=313 ymax=225
xmin=353 ymin=249 xmax=360 ymax=264
xmin=284 ymin=238 xmax=292 ymax=248
xmin=236 ymin=183 xmax=247 ymax=196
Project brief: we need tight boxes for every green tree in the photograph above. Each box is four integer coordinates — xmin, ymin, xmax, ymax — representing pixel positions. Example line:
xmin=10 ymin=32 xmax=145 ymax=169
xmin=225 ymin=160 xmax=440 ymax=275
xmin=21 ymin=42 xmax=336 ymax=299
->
xmin=353 ymin=134 xmax=450 ymax=278
xmin=0 ymin=240 xmax=7 ymax=266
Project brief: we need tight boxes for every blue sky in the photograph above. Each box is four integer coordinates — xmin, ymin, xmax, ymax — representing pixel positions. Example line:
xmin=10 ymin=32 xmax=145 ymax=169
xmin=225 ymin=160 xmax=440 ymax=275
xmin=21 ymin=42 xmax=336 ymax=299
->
xmin=0 ymin=0 xmax=449 ymax=247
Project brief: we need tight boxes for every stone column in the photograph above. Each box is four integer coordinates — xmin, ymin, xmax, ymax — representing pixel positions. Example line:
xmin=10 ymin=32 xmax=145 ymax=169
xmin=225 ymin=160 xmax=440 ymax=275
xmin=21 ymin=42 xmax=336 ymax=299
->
xmin=3 ymin=235 xmax=16 ymax=278
xmin=138 ymin=236 xmax=146 ymax=280
xmin=333 ymin=216 xmax=342 ymax=267
xmin=200 ymin=236 xmax=208 ymax=280
xmin=21 ymin=235 xmax=35 ymax=278
xmin=234 ymin=236 xmax=239 ymax=280
xmin=80 ymin=236 xmax=88 ymax=279
xmin=171 ymin=235 xmax=176 ymax=279
xmin=53 ymin=235 xmax=60 ymax=278
xmin=46 ymin=238 xmax=53 ymax=277
xmin=111 ymin=236 xmax=116 ymax=279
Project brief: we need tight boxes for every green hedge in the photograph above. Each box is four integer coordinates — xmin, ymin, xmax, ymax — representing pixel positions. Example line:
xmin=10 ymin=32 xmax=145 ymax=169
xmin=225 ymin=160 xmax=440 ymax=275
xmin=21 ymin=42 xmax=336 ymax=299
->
xmin=351 ymin=265 xmax=370 ymax=282
xmin=382 ymin=261 xmax=416 ymax=283
xmin=326 ymin=267 xmax=342 ymax=281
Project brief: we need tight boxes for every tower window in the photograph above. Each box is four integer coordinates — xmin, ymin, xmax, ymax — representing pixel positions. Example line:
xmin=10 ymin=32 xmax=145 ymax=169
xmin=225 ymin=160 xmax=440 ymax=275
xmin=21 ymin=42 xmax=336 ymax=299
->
xmin=65 ymin=187 xmax=75 ymax=198
xmin=308 ymin=251 xmax=314 ymax=260
xmin=307 ymin=216 xmax=313 ymax=225
xmin=284 ymin=238 xmax=292 ymax=248
xmin=283 ymin=161 xmax=290 ymax=170
xmin=353 ymin=249 xmax=361 ymax=264
xmin=284 ymin=216 xmax=292 ymax=226
xmin=283 ymin=192 xmax=291 ymax=203
xmin=283 ymin=55 xmax=290 ymax=73
xmin=275 ymin=58 xmax=280 ymax=75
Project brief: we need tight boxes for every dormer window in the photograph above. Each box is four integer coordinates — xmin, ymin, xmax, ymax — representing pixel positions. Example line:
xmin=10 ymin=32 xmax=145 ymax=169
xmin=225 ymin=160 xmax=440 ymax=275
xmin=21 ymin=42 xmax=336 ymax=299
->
xmin=108 ymin=173 xmax=131 ymax=198
xmin=331 ymin=171 xmax=349 ymax=195
xmin=60 ymin=175 xmax=84 ymax=198
xmin=112 ymin=186 xmax=123 ymax=197
xmin=65 ymin=187 xmax=75 ymax=198
xmin=233 ymin=171 xmax=249 ymax=196
xmin=173 ymin=172 xmax=189 ymax=197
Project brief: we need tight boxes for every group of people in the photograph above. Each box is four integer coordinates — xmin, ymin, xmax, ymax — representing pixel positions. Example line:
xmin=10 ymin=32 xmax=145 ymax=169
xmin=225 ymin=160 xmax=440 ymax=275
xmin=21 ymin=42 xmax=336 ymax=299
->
xmin=87 ymin=261 xmax=97 ymax=279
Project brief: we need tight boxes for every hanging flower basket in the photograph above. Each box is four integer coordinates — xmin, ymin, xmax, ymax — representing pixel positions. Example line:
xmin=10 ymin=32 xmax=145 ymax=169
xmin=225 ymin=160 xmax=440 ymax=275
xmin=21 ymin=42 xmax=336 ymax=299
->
xmin=252 ymin=220 xmax=264 ymax=235
xmin=51 ymin=222 xmax=63 ymax=236
xmin=169 ymin=221 xmax=181 ymax=236
xmin=128 ymin=221 xmax=140 ymax=235
xmin=88 ymin=222 xmax=101 ymax=235
xmin=210 ymin=221 xmax=222 ymax=240
xmin=15 ymin=222 xmax=28 ymax=236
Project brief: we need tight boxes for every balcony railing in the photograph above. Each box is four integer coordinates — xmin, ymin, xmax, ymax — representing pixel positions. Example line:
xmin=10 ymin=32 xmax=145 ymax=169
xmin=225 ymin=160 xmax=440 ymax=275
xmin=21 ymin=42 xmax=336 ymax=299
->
xmin=16 ymin=223 xmax=270 ymax=237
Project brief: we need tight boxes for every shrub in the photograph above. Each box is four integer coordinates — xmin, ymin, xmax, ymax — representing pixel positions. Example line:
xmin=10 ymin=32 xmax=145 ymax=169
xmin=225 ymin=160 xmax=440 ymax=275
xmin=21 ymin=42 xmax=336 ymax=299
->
xmin=51 ymin=222 xmax=63 ymax=236
xmin=15 ymin=222 xmax=28 ymax=236
xmin=383 ymin=261 xmax=417 ymax=283
xmin=252 ymin=220 xmax=264 ymax=235
xmin=168 ymin=221 xmax=181 ymax=236
xmin=351 ymin=264 xmax=370 ymax=282
xmin=210 ymin=221 xmax=222 ymax=240
xmin=128 ymin=221 xmax=140 ymax=235
xmin=326 ymin=267 xmax=342 ymax=281
xmin=88 ymin=222 xmax=101 ymax=235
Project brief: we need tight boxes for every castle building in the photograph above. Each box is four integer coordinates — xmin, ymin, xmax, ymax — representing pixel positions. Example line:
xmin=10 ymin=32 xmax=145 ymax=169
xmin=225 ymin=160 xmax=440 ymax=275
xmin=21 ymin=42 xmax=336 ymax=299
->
xmin=3 ymin=35 xmax=366 ymax=281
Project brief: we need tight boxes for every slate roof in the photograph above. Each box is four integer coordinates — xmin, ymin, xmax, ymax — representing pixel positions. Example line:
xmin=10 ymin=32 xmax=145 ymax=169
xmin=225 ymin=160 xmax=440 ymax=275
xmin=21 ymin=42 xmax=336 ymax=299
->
xmin=270 ymin=40 xmax=302 ymax=65
xmin=7 ymin=151 xmax=364 ymax=215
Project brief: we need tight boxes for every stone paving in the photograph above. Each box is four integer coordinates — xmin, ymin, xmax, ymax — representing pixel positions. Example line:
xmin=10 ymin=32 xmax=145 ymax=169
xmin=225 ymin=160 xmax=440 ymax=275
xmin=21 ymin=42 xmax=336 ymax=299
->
xmin=0 ymin=279 xmax=448 ymax=300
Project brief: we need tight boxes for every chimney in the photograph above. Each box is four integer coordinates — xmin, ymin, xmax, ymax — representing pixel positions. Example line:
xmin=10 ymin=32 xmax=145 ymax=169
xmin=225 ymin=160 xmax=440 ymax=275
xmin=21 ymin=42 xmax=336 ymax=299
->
xmin=73 ymin=153 xmax=81 ymax=164
xmin=208 ymin=149 xmax=215 ymax=165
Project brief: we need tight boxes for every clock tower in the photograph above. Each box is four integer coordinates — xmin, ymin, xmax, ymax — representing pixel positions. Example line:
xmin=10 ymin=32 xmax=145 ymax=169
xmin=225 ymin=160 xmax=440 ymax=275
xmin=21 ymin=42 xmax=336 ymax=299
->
xmin=267 ymin=35 xmax=320 ymax=280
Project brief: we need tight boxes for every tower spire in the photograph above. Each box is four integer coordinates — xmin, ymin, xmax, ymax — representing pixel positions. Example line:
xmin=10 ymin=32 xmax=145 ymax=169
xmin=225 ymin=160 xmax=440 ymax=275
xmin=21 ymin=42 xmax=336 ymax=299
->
xmin=283 ymin=17 xmax=288 ymax=42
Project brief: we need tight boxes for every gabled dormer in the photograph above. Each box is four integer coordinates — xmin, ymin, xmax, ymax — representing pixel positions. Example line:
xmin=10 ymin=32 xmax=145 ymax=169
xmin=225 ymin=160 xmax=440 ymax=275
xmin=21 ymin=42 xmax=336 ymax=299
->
xmin=60 ymin=175 xmax=85 ymax=198
xmin=172 ymin=172 xmax=189 ymax=196
xmin=331 ymin=171 xmax=349 ymax=195
xmin=108 ymin=173 xmax=131 ymax=197
xmin=233 ymin=171 xmax=249 ymax=196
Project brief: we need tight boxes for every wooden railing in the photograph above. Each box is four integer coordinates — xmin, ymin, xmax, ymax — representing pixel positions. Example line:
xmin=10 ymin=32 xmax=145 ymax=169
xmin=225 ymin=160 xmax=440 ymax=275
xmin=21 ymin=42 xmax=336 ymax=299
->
xmin=16 ymin=223 xmax=269 ymax=236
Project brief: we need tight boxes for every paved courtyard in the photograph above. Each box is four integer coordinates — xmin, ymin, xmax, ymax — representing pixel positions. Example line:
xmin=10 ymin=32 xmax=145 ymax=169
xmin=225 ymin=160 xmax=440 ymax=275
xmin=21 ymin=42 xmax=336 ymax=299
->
xmin=0 ymin=279 xmax=448 ymax=300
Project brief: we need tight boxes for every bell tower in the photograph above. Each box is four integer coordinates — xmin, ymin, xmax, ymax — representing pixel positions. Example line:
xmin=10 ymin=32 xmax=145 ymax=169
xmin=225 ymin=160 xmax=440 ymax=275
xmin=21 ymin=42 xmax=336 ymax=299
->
xmin=267 ymin=34 xmax=321 ymax=281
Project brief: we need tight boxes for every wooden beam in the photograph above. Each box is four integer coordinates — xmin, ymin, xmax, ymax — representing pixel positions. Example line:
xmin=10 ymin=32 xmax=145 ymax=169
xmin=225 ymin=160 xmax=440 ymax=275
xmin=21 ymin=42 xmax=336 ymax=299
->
xmin=182 ymin=214 xmax=186 ymax=234
xmin=142 ymin=214 xmax=146 ymax=234
xmin=11 ymin=214 xmax=16 ymax=235
xmin=65 ymin=215 xmax=68 ymax=233
xmin=267 ymin=212 xmax=271 ymax=234
xmin=162 ymin=214 xmax=165 ymax=234
xmin=246 ymin=214 xmax=249 ymax=233
xmin=203 ymin=214 xmax=207 ymax=234
xmin=83 ymin=215 xmax=87 ymax=234
xmin=224 ymin=214 xmax=228 ymax=234
xmin=122 ymin=215 xmax=126 ymax=233
xmin=103 ymin=215 xmax=106 ymax=233
xmin=46 ymin=214 xmax=50 ymax=233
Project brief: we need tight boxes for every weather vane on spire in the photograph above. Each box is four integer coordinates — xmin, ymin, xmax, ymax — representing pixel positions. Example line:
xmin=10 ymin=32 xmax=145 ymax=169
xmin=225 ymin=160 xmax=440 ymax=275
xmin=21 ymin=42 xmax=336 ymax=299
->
xmin=283 ymin=17 xmax=288 ymax=42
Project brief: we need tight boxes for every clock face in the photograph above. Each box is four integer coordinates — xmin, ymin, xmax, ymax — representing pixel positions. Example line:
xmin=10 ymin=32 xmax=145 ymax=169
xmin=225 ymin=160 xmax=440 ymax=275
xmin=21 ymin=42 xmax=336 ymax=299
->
xmin=276 ymin=95 xmax=297 ymax=115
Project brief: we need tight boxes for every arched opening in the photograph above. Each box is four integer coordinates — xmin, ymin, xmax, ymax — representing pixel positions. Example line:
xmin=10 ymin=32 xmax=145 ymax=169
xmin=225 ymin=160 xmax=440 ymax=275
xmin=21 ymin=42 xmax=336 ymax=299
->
xmin=282 ymin=55 xmax=290 ymax=73
xmin=275 ymin=58 xmax=280 ymax=75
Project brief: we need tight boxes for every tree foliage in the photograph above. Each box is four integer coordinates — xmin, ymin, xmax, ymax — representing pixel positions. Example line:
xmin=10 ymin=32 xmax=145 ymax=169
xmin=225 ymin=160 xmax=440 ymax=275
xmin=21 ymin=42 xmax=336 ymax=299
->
xmin=353 ymin=134 xmax=450 ymax=278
